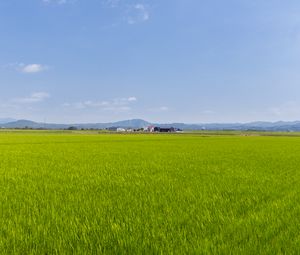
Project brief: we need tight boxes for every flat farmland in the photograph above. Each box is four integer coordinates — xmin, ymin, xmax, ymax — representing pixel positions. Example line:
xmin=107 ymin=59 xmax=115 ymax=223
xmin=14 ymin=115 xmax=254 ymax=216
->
xmin=0 ymin=132 xmax=299 ymax=254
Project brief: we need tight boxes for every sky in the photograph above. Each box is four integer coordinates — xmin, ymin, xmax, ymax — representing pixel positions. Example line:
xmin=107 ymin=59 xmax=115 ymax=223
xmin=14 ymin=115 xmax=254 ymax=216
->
xmin=1 ymin=0 xmax=300 ymax=123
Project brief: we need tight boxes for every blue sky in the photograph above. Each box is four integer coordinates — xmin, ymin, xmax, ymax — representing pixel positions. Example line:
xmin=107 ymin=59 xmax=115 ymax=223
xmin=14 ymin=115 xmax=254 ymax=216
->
xmin=1 ymin=0 xmax=300 ymax=123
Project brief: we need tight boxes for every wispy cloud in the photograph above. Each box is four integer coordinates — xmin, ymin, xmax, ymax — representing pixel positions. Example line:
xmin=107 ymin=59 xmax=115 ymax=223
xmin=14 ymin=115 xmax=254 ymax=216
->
xmin=149 ymin=106 xmax=170 ymax=112
xmin=102 ymin=0 xmax=120 ymax=8
xmin=42 ymin=0 xmax=74 ymax=5
xmin=0 ymin=102 xmax=19 ymax=110
xmin=127 ymin=4 xmax=150 ymax=25
xmin=159 ymin=106 xmax=169 ymax=111
xmin=268 ymin=101 xmax=300 ymax=118
xmin=13 ymin=92 xmax=50 ymax=104
xmin=101 ymin=1 xmax=150 ymax=25
xmin=202 ymin=110 xmax=215 ymax=115
xmin=63 ymin=96 xmax=137 ymax=112
xmin=0 ymin=92 xmax=50 ymax=115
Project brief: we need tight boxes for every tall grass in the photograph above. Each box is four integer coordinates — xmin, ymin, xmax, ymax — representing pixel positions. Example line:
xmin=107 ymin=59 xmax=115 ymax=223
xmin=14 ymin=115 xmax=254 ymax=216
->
xmin=0 ymin=133 xmax=299 ymax=254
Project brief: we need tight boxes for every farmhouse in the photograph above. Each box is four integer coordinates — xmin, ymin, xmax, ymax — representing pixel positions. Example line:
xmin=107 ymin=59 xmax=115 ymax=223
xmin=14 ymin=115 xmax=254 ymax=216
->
xmin=107 ymin=127 xmax=118 ymax=131
xmin=160 ymin=127 xmax=175 ymax=132
xmin=146 ymin=126 xmax=176 ymax=133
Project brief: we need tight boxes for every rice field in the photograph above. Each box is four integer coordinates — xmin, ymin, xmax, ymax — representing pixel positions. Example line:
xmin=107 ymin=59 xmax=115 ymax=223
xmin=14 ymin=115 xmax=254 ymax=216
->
xmin=0 ymin=132 xmax=299 ymax=254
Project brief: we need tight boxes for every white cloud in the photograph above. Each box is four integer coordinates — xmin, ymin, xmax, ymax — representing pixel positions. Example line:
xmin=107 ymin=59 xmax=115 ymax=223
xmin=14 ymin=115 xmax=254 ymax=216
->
xmin=128 ymin=96 xmax=137 ymax=102
xmin=14 ymin=92 xmax=50 ymax=104
xmin=2 ymin=63 xmax=48 ymax=73
xmin=20 ymin=64 xmax=48 ymax=73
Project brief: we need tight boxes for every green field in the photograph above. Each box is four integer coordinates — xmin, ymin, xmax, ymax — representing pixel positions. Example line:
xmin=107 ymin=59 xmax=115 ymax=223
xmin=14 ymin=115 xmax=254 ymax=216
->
xmin=0 ymin=132 xmax=299 ymax=254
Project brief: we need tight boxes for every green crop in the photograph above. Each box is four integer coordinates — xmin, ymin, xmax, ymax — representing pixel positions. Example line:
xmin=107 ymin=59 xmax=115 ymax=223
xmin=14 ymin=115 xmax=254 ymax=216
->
xmin=0 ymin=132 xmax=299 ymax=254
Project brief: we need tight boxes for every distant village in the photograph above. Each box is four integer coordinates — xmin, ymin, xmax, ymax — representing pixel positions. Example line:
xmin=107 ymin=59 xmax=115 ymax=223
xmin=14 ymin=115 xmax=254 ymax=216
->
xmin=1 ymin=125 xmax=183 ymax=132
xmin=106 ymin=126 xmax=183 ymax=133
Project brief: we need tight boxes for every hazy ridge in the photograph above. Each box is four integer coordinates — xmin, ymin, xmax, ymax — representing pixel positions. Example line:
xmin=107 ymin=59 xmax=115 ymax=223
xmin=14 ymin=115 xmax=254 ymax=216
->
xmin=1 ymin=118 xmax=300 ymax=131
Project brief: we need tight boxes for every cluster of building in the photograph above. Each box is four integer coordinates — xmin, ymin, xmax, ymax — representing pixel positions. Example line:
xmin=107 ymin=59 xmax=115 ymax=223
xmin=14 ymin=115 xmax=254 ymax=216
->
xmin=144 ymin=126 xmax=178 ymax=132
xmin=107 ymin=126 xmax=182 ymax=133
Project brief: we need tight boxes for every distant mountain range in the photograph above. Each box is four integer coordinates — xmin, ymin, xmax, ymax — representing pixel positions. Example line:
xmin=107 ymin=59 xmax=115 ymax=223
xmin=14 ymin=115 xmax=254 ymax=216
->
xmin=1 ymin=118 xmax=300 ymax=131
xmin=0 ymin=118 xmax=16 ymax=124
